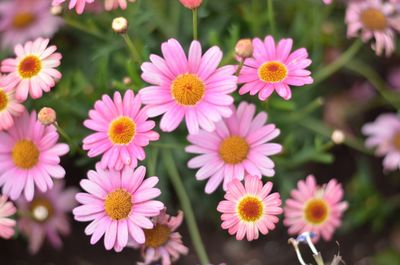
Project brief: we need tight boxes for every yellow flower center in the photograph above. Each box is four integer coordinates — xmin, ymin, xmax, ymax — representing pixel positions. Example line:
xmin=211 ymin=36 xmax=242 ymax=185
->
xmin=360 ymin=8 xmax=387 ymax=31
xmin=12 ymin=140 xmax=40 ymax=169
xmin=108 ymin=116 xmax=136 ymax=145
xmin=144 ymin=224 xmax=171 ymax=248
xmin=392 ymin=132 xmax=400 ymax=151
xmin=258 ymin=61 xmax=288 ymax=83
xmin=0 ymin=89 xmax=8 ymax=111
xmin=12 ymin=12 xmax=36 ymax=29
xmin=219 ymin=136 xmax=249 ymax=164
xmin=104 ymin=189 xmax=132 ymax=220
xmin=304 ymin=199 xmax=330 ymax=225
xmin=18 ymin=55 xmax=42 ymax=79
xmin=29 ymin=197 xmax=53 ymax=223
xmin=237 ymin=196 xmax=264 ymax=223
xmin=171 ymin=74 xmax=205 ymax=106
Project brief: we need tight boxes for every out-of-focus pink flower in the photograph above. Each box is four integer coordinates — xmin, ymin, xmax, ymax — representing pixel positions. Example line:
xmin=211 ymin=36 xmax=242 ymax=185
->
xmin=17 ymin=180 xmax=77 ymax=254
xmin=362 ymin=113 xmax=400 ymax=172
xmin=104 ymin=0 xmax=136 ymax=10
xmin=52 ymin=0 xmax=95 ymax=14
xmin=217 ymin=175 xmax=283 ymax=241
xmin=0 ymin=76 xmax=25 ymax=131
xmin=284 ymin=175 xmax=348 ymax=241
xmin=323 ymin=0 xmax=332 ymax=4
xmin=179 ymin=0 xmax=202 ymax=9
xmin=0 ymin=195 xmax=17 ymax=239
xmin=388 ymin=67 xmax=400 ymax=91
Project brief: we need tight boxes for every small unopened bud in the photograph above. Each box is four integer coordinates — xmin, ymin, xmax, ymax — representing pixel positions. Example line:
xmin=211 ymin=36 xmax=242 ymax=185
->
xmin=112 ymin=17 xmax=128 ymax=34
xmin=50 ymin=5 xmax=63 ymax=16
xmin=38 ymin=107 xmax=57 ymax=125
xmin=331 ymin=130 xmax=345 ymax=144
xmin=179 ymin=0 xmax=203 ymax=9
xmin=235 ymin=39 xmax=253 ymax=58
xmin=123 ymin=77 xmax=132 ymax=85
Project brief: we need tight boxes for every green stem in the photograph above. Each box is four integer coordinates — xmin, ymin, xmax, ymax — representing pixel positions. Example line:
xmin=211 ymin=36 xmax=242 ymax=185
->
xmin=193 ymin=8 xmax=198 ymax=40
xmin=54 ymin=123 xmax=85 ymax=155
xmin=63 ymin=16 xmax=106 ymax=40
xmin=236 ymin=58 xmax=245 ymax=76
xmin=267 ymin=0 xmax=276 ymax=36
xmin=163 ymin=151 xmax=210 ymax=265
xmin=122 ymin=34 xmax=142 ymax=64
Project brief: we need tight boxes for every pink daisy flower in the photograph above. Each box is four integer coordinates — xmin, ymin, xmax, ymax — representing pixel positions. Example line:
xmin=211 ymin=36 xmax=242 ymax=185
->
xmin=133 ymin=209 xmax=189 ymax=265
xmin=0 ymin=194 xmax=17 ymax=239
xmin=0 ymin=81 xmax=25 ymax=131
xmin=104 ymin=0 xmax=136 ymax=10
xmin=52 ymin=0 xmax=95 ymax=14
xmin=186 ymin=102 xmax=282 ymax=194
xmin=73 ymin=165 xmax=164 ymax=252
xmin=346 ymin=0 xmax=400 ymax=56
xmin=283 ymin=175 xmax=348 ymax=241
xmin=0 ymin=110 xmax=69 ymax=201
xmin=16 ymin=180 xmax=77 ymax=254
xmin=217 ymin=175 xmax=283 ymax=241
xmin=0 ymin=0 xmax=63 ymax=49
xmin=140 ymin=38 xmax=237 ymax=134
xmin=237 ymin=35 xmax=313 ymax=101
xmin=362 ymin=113 xmax=400 ymax=171
xmin=0 ymin=37 xmax=62 ymax=102
xmin=82 ymin=90 xmax=159 ymax=171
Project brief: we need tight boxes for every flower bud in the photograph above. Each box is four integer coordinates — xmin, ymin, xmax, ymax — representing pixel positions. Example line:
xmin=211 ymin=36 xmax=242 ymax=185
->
xmin=38 ymin=107 xmax=57 ymax=125
xmin=331 ymin=130 xmax=345 ymax=144
xmin=112 ymin=17 xmax=128 ymax=34
xmin=235 ymin=39 xmax=253 ymax=58
xmin=179 ymin=0 xmax=203 ymax=9
xmin=50 ymin=5 xmax=63 ymax=16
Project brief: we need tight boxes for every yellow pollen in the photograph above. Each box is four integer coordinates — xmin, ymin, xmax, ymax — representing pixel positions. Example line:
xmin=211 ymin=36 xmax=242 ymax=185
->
xmin=18 ymin=55 xmax=42 ymax=79
xmin=29 ymin=197 xmax=53 ymax=223
xmin=12 ymin=13 xmax=36 ymax=29
xmin=304 ymin=199 xmax=330 ymax=225
xmin=171 ymin=74 xmax=205 ymax=106
xmin=0 ymin=90 xmax=8 ymax=111
xmin=12 ymin=140 xmax=39 ymax=169
xmin=360 ymin=8 xmax=387 ymax=31
xmin=237 ymin=196 xmax=264 ymax=223
xmin=144 ymin=224 xmax=171 ymax=248
xmin=219 ymin=136 xmax=249 ymax=164
xmin=104 ymin=189 xmax=132 ymax=220
xmin=392 ymin=132 xmax=400 ymax=151
xmin=108 ymin=116 xmax=136 ymax=145
xmin=258 ymin=61 xmax=288 ymax=83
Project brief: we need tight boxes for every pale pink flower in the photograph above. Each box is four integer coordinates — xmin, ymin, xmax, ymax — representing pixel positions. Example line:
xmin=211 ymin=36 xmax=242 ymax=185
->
xmin=388 ymin=67 xmax=400 ymax=91
xmin=52 ymin=0 xmax=95 ymax=14
xmin=0 ymin=110 xmax=69 ymax=201
xmin=362 ymin=113 xmax=400 ymax=171
xmin=133 ymin=209 xmax=189 ymax=265
xmin=186 ymin=102 xmax=282 ymax=194
xmin=17 ymin=180 xmax=77 ymax=254
xmin=73 ymin=165 xmax=164 ymax=252
xmin=82 ymin=90 xmax=159 ymax=171
xmin=284 ymin=175 xmax=348 ymax=241
xmin=0 ymin=0 xmax=63 ymax=49
xmin=0 ymin=195 xmax=17 ymax=239
xmin=346 ymin=0 xmax=400 ymax=56
xmin=217 ymin=175 xmax=283 ymax=241
xmin=104 ymin=0 xmax=136 ymax=10
xmin=179 ymin=0 xmax=203 ymax=9
xmin=0 ymin=38 xmax=62 ymax=101
xmin=238 ymin=35 xmax=313 ymax=101
xmin=323 ymin=0 xmax=332 ymax=4
xmin=0 ymin=80 xmax=25 ymax=131
xmin=140 ymin=38 xmax=237 ymax=134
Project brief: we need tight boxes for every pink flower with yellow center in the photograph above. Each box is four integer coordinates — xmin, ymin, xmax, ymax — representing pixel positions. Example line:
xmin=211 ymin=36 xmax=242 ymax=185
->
xmin=17 ymin=180 xmax=78 ymax=254
xmin=217 ymin=175 xmax=283 ymax=241
xmin=0 ymin=195 xmax=17 ymax=239
xmin=0 ymin=80 xmax=25 ymax=131
xmin=346 ymin=0 xmax=400 ymax=56
xmin=186 ymin=102 xmax=282 ymax=194
xmin=73 ymin=165 xmax=164 ymax=252
xmin=238 ymin=35 xmax=313 ymax=101
xmin=0 ymin=110 xmax=69 ymax=201
xmin=283 ymin=175 xmax=348 ymax=241
xmin=0 ymin=37 xmax=62 ymax=101
xmin=140 ymin=38 xmax=237 ymax=134
xmin=52 ymin=0 xmax=95 ymax=14
xmin=82 ymin=90 xmax=159 ymax=171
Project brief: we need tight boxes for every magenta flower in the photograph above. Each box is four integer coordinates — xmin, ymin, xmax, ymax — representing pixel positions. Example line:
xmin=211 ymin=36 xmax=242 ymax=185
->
xmin=346 ymin=0 xmax=400 ymax=56
xmin=140 ymin=38 xmax=237 ymax=134
xmin=0 ymin=0 xmax=63 ymax=49
xmin=0 ymin=110 xmax=69 ymax=201
xmin=0 ymin=81 xmax=25 ymax=131
xmin=362 ymin=113 xmax=400 ymax=171
xmin=0 ymin=38 xmax=62 ymax=101
xmin=73 ymin=165 xmax=164 ymax=252
xmin=52 ymin=0 xmax=95 ymax=14
xmin=186 ymin=102 xmax=282 ymax=194
xmin=284 ymin=175 xmax=348 ymax=241
xmin=82 ymin=90 xmax=159 ymax=171
xmin=238 ymin=35 xmax=313 ymax=101
xmin=17 ymin=180 xmax=77 ymax=254
xmin=0 ymin=195 xmax=17 ymax=239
